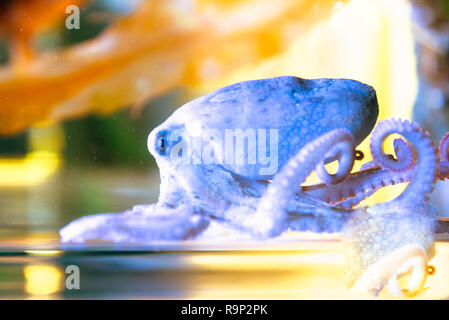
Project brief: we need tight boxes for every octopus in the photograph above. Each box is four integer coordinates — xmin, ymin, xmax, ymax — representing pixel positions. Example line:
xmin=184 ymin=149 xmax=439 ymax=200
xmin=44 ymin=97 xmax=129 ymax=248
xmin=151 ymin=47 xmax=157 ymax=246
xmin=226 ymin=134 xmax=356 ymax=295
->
xmin=60 ymin=76 xmax=449 ymax=297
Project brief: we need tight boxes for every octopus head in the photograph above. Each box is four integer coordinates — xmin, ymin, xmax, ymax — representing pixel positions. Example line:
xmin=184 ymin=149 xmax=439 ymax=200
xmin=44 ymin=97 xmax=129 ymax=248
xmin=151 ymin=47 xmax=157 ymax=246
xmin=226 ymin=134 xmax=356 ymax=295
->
xmin=147 ymin=122 xmax=197 ymax=207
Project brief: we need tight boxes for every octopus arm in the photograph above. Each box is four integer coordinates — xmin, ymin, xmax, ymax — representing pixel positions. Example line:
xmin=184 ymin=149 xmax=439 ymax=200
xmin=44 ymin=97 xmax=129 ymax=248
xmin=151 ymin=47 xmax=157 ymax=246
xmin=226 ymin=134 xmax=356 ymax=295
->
xmin=59 ymin=204 xmax=209 ymax=243
xmin=370 ymin=119 xmax=437 ymax=204
xmin=243 ymin=128 xmax=355 ymax=238
xmin=351 ymin=244 xmax=428 ymax=296
xmin=343 ymin=119 xmax=438 ymax=296
xmin=303 ymin=129 xmax=449 ymax=209
xmin=302 ymin=167 xmax=412 ymax=208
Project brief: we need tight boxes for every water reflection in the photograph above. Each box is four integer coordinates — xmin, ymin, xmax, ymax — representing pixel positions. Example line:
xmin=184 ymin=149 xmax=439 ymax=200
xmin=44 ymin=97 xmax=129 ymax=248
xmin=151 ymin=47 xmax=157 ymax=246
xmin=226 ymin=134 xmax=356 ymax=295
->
xmin=24 ymin=264 xmax=63 ymax=297
xmin=0 ymin=239 xmax=446 ymax=299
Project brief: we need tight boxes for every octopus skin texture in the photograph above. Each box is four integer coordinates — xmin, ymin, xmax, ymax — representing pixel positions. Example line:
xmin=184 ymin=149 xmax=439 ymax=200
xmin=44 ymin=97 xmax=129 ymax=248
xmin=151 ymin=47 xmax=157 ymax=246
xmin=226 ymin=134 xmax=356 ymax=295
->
xmin=59 ymin=76 xmax=449 ymax=296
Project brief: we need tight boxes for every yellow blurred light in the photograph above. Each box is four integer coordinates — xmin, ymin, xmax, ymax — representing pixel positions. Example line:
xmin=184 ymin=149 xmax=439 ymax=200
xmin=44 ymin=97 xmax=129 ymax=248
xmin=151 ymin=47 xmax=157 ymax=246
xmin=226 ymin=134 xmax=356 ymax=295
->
xmin=24 ymin=264 xmax=63 ymax=296
xmin=0 ymin=151 xmax=60 ymax=187
xmin=24 ymin=250 xmax=62 ymax=256
xmin=0 ymin=122 xmax=63 ymax=188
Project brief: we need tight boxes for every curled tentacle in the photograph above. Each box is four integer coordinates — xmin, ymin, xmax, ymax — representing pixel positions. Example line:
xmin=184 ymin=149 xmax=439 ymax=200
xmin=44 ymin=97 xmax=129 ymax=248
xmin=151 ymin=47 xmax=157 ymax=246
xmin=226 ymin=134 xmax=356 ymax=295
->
xmin=316 ymin=139 xmax=355 ymax=185
xmin=393 ymin=138 xmax=415 ymax=168
xmin=351 ymin=244 xmax=428 ymax=296
xmin=360 ymin=138 xmax=414 ymax=171
xmin=335 ymin=138 xmax=413 ymax=208
xmin=304 ymin=130 xmax=449 ymax=209
xmin=246 ymin=129 xmax=355 ymax=238
xmin=370 ymin=118 xmax=437 ymax=204
xmin=309 ymin=133 xmax=417 ymax=209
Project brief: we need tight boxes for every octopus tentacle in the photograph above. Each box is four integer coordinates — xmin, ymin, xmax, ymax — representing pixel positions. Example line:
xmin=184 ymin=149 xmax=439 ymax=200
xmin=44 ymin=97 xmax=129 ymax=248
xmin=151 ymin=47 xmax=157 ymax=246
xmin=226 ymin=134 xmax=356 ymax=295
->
xmin=336 ymin=187 xmax=376 ymax=209
xmin=302 ymin=167 xmax=412 ymax=208
xmin=247 ymin=129 xmax=355 ymax=238
xmin=335 ymin=139 xmax=414 ymax=208
xmin=304 ymin=148 xmax=449 ymax=211
xmin=304 ymin=123 xmax=447 ymax=209
xmin=344 ymin=202 xmax=436 ymax=296
xmin=60 ymin=204 xmax=210 ymax=243
xmin=394 ymin=138 xmax=416 ymax=166
xmin=343 ymin=119 xmax=438 ymax=296
xmin=351 ymin=244 xmax=427 ymax=296
xmin=370 ymin=118 xmax=437 ymax=204
xmin=316 ymin=139 xmax=355 ymax=184
xmin=303 ymin=138 xmax=414 ymax=208
xmin=360 ymin=138 xmax=414 ymax=171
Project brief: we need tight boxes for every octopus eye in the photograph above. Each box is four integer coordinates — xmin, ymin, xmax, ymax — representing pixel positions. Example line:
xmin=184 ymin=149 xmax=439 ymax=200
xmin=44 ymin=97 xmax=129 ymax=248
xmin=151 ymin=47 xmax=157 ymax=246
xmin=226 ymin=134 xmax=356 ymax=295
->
xmin=156 ymin=135 xmax=167 ymax=155
xmin=151 ymin=128 xmax=183 ymax=157
xmin=157 ymin=136 xmax=166 ymax=151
